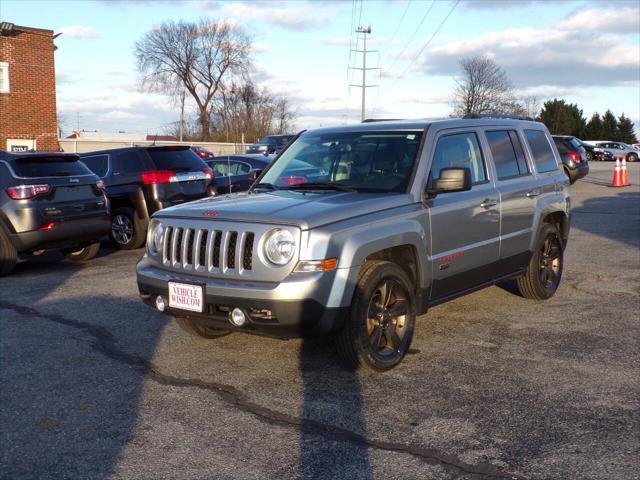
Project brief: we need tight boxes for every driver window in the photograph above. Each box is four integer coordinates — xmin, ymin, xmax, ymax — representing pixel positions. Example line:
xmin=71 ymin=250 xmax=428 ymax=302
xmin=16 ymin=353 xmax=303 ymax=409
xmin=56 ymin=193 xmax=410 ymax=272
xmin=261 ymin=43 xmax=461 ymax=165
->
xmin=430 ymin=132 xmax=486 ymax=184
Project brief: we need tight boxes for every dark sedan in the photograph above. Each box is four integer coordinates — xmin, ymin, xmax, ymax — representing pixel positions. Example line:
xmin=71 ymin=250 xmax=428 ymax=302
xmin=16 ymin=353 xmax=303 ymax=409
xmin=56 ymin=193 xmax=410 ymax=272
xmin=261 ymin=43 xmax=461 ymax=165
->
xmin=206 ymin=154 xmax=273 ymax=194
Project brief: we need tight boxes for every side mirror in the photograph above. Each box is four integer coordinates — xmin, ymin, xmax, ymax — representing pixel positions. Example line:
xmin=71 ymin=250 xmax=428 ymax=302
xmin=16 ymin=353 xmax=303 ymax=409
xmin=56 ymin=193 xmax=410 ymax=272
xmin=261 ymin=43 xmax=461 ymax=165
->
xmin=426 ymin=167 xmax=472 ymax=197
xmin=250 ymin=169 xmax=263 ymax=181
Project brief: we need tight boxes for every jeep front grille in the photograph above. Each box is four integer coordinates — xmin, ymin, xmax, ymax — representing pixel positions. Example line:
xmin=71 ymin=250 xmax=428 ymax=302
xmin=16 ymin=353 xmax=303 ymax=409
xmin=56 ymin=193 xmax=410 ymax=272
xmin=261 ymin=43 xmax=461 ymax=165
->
xmin=162 ymin=226 xmax=255 ymax=274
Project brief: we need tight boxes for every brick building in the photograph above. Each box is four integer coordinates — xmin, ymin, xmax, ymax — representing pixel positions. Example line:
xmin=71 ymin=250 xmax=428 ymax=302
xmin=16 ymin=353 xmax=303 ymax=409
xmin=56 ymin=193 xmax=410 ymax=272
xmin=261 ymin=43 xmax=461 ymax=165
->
xmin=0 ymin=23 xmax=58 ymax=152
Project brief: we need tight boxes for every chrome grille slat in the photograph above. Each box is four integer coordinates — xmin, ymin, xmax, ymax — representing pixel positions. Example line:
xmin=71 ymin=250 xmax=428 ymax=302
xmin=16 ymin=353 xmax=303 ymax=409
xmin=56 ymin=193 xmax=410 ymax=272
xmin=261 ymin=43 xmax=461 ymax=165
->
xmin=171 ymin=227 xmax=181 ymax=266
xmin=181 ymin=228 xmax=192 ymax=269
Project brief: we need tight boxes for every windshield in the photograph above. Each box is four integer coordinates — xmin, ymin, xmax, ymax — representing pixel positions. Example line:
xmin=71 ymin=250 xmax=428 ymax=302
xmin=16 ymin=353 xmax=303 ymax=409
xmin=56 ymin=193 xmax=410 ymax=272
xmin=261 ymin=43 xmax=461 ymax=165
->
xmin=259 ymin=130 xmax=422 ymax=192
xmin=258 ymin=136 xmax=278 ymax=145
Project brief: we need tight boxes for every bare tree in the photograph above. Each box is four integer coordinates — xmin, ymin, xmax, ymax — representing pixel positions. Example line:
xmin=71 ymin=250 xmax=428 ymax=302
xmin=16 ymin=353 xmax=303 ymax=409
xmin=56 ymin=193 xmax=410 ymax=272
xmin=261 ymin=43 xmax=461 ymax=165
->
xmin=135 ymin=19 xmax=252 ymax=140
xmin=273 ymin=97 xmax=295 ymax=134
xmin=521 ymin=95 xmax=541 ymax=119
xmin=452 ymin=55 xmax=519 ymax=117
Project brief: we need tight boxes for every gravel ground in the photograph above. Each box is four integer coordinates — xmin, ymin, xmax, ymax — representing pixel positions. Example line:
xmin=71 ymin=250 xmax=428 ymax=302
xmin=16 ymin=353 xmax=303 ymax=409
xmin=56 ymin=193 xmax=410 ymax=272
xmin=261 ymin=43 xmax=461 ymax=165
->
xmin=1 ymin=161 xmax=638 ymax=480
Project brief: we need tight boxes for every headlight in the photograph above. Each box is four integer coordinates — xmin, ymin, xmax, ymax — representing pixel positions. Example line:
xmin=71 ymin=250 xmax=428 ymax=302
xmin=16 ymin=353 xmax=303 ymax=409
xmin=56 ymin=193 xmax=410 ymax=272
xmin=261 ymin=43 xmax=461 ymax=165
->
xmin=263 ymin=229 xmax=296 ymax=265
xmin=147 ymin=221 xmax=165 ymax=255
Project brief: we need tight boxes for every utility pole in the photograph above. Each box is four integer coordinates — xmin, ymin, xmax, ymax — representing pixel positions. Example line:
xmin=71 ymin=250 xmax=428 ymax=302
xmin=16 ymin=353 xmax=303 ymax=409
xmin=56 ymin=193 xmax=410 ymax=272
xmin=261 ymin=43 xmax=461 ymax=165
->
xmin=179 ymin=89 xmax=186 ymax=142
xmin=349 ymin=25 xmax=378 ymax=122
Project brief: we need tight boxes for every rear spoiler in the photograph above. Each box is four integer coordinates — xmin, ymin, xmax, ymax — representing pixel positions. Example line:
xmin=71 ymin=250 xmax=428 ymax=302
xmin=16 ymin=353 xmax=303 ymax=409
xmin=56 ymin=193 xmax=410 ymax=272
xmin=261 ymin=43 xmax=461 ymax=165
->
xmin=9 ymin=152 xmax=80 ymax=163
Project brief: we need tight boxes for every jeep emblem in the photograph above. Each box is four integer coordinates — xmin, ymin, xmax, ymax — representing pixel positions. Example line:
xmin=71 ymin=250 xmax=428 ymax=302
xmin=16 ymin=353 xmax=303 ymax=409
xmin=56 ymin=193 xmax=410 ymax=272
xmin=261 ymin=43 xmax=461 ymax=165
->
xmin=69 ymin=177 xmax=80 ymax=183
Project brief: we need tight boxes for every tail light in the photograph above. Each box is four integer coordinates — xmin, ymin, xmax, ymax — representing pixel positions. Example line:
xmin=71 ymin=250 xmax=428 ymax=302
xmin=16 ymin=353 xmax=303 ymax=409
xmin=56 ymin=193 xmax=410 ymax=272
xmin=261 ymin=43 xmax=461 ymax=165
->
xmin=203 ymin=167 xmax=215 ymax=180
xmin=6 ymin=184 xmax=51 ymax=200
xmin=567 ymin=151 xmax=581 ymax=163
xmin=141 ymin=170 xmax=177 ymax=185
xmin=38 ymin=222 xmax=55 ymax=231
xmin=279 ymin=176 xmax=307 ymax=186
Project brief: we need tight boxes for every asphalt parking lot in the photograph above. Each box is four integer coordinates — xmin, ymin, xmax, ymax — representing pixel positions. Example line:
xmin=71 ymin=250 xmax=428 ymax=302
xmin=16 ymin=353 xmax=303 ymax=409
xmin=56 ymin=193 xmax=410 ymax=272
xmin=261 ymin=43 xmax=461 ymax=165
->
xmin=1 ymin=162 xmax=638 ymax=480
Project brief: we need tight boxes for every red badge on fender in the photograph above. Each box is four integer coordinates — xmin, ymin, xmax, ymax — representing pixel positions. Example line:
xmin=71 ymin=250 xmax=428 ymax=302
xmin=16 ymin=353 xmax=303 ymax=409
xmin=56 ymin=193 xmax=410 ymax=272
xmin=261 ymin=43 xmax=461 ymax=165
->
xmin=202 ymin=211 xmax=219 ymax=218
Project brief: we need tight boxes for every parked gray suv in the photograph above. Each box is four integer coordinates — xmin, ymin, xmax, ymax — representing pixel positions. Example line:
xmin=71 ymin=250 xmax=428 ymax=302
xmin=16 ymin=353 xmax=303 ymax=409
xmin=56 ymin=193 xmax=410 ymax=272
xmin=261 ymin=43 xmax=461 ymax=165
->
xmin=137 ymin=118 xmax=570 ymax=371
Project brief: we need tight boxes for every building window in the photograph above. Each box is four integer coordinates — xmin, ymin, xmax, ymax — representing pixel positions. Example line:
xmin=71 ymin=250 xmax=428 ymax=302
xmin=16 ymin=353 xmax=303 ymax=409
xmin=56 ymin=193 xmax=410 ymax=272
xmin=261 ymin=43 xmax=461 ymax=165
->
xmin=0 ymin=62 xmax=9 ymax=93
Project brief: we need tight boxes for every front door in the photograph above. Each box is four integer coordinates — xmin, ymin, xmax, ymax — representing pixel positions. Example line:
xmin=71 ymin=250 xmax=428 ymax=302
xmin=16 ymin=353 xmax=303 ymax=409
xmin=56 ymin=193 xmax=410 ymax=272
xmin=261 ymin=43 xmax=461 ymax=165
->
xmin=426 ymin=130 xmax=500 ymax=301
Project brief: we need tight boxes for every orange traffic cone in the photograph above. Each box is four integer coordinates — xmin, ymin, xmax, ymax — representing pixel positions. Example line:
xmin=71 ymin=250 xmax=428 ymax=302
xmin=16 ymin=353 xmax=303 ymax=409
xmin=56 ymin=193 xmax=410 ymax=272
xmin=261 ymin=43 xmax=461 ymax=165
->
xmin=620 ymin=156 xmax=629 ymax=186
xmin=611 ymin=157 xmax=623 ymax=187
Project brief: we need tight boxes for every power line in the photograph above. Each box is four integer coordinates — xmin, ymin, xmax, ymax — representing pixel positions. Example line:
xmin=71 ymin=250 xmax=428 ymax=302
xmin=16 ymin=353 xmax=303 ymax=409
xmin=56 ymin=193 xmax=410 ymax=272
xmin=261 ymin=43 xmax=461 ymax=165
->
xmin=382 ymin=0 xmax=412 ymax=55
xmin=383 ymin=0 xmax=435 ymax=76
xmin=389 ymin=0 xmax=461 ymax=89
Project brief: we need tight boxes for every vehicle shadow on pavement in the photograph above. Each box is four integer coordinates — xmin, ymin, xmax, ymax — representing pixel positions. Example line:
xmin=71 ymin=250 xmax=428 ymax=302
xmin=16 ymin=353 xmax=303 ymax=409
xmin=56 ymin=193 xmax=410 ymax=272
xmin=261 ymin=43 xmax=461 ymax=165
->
xmin=299 ymin=338 xmax=372 ymax=480
xmin=0 ymin=277 xmax=167 ymax=479
xmin=571 ymin=190 xmax=640 ymax=248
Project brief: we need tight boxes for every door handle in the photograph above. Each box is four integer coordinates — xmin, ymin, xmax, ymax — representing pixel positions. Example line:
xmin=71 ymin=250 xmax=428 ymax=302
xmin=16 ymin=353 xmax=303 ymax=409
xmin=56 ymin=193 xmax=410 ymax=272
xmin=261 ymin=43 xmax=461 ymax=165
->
xmin=526 ymin=189 xmax=541 ymax=198
xmin=480 ymin=199 xmax=497 ymax=208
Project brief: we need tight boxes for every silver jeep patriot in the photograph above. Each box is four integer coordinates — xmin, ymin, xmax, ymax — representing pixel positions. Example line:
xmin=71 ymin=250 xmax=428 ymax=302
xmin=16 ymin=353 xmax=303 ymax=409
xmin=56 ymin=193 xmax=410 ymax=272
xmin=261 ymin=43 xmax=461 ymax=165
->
xmin=137 ymin=118 xmax=570 ymax=371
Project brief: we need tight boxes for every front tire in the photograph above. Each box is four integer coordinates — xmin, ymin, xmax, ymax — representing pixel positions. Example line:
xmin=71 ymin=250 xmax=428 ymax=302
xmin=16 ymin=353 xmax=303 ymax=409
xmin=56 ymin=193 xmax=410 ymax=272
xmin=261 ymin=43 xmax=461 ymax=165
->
xmin=175 ymin=317 xmax=231 ymax=339
xmin=111 ymin=207 xmax=145 ymax=250
xmin=335 ymin=260 xmax=416 ymax=372
xmin=63 ymin=242 xmax=101 ymax=262
xmin=627 ymin=152 xmax=638 ymax=162
xmin=516 ymin=223 xmax=564 ymax=300
xmin=0 ymin=229 xmax=18 ymax=276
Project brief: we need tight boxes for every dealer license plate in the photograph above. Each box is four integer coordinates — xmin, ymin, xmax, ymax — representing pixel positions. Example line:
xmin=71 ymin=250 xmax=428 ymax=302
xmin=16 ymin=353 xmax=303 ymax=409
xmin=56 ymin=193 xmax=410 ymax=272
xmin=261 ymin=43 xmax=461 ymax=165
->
xmin=168 ymin=282 xmax=204 ymax=313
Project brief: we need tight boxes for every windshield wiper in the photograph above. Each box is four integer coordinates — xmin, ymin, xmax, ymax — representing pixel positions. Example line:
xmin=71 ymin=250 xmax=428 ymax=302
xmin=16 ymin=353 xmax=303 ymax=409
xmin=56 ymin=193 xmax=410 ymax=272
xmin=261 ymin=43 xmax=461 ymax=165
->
xmin=286 ymin=182 xmax=356 ymax=192
xmin=253 ymin=182 xmax=280 ymax=191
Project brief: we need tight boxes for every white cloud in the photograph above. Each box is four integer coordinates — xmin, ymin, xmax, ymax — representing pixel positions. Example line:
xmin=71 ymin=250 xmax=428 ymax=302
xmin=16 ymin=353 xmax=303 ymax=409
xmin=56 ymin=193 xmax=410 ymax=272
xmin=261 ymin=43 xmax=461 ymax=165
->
xmin=212 ymin=2 xmax=333 ymax=31
xmin=58 ymin=25 xmax=100 ymax=39
xmin=563 ymin=6 xmax=640 ymax=33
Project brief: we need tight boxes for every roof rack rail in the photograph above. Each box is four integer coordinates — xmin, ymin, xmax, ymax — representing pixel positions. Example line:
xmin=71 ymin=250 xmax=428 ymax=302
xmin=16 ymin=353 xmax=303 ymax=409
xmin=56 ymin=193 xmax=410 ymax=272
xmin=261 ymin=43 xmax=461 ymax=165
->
xmin=362 ymin=118 xmax=403 ymax=123
xmin=463 ymin=113 xmax=535 ymax=121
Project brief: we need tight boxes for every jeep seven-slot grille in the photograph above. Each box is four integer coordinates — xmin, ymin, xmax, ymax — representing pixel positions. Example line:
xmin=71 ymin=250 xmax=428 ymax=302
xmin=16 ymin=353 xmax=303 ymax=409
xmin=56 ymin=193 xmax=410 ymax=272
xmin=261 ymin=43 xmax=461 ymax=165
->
xmin=162 ymin=226 xmax=254 ymax=273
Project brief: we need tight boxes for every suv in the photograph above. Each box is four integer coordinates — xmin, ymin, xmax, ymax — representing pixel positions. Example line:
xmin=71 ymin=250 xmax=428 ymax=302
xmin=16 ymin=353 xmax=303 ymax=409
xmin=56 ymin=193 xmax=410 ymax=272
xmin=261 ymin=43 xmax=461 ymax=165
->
xmin=137 ymin=119 xmax=570 ymax=371
xmin=552 ymin=135 xmax=589 ymax=184
xmin=80 ymin=146 xmax=215 ymax=249
xmin=245 ymin=135 xmax=294 ymax=155
xmin=0 ymin=151 xmax=110 ymax=275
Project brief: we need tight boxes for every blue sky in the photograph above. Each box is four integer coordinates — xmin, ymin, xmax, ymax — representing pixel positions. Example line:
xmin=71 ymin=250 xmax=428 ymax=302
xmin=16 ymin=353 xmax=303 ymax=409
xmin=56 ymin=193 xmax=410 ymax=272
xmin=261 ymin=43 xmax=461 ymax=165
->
xmin=2 ymin=0 xmax=639 ymax=137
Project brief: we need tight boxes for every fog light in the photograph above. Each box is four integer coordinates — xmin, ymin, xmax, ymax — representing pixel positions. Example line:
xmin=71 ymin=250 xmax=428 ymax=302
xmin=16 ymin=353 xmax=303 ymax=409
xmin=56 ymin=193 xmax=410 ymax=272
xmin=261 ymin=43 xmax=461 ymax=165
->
xmin=230 ymin=308 xmax=246 ymax=326
xmin=155 ymin=295 xmax=166 ymax=312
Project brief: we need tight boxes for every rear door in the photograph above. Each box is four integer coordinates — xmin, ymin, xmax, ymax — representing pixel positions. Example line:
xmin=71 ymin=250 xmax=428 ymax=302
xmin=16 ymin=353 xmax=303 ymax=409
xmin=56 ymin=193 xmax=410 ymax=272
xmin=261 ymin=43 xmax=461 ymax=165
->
xmin=10 ymin=156 xmax=107 ymax=225
xmin=483 ymin=129 xmax=537 ymax=270
xmin=427 ymin=129 xmax=500 ymax=301
xmin=146 ymin=147 xmax=212 ymax=204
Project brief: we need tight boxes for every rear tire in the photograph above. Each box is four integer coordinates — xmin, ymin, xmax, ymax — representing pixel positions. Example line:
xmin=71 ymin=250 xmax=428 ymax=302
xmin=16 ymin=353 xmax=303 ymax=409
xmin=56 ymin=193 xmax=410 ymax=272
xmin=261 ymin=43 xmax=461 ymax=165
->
xmin=627 ymin=152 xmax=638 ymax=163
xmin=516 ymin=223 xmax=564 ymax=300
xmin=335 ymin=260 xmax=416 ymax=372
xmin=111 ymin=207 xmax=145 ymax=250
xmin=0 ymin=229 xmax=18 ymax=276
xmin=63 ymin=242 xmax=101 ymax=262
xmin=585 ymin=151 xmax=593 ymax=162
xmin=175 ymin=317 xmax=231 ymax=339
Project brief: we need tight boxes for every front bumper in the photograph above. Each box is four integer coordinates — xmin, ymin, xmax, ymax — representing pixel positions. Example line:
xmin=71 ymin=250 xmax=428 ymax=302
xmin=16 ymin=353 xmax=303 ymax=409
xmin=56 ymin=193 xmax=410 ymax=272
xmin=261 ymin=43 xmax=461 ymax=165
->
xmin=9 ymin=216 xmax=111 ymax=252
xmin=136 ymin=256 xmax=350 ymax=338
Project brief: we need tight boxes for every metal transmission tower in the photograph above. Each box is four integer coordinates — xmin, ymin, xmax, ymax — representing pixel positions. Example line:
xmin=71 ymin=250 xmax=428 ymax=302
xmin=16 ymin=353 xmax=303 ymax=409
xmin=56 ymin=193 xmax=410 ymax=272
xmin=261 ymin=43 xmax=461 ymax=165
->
xmin=349 ymin=26 xmax=379 ymax=122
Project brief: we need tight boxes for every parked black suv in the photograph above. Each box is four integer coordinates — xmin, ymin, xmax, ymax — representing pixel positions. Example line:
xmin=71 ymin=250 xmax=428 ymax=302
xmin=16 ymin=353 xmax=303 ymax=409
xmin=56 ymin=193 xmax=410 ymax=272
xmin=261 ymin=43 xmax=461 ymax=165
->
xmin=80 ymin=146 xmax=215 ymax=250
xmin=245 ymin=135 xmax=294 ymax=155
xmin=552 ymin=135 xmax=590 ymax=184
xmin=0 ymin=151 xmax=110 ymax=275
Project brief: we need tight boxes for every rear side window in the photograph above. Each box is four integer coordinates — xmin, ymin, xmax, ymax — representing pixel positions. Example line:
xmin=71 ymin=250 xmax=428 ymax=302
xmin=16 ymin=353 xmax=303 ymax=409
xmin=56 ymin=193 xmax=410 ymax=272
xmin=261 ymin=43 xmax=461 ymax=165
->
xmin=486 ymin=130 xmax=529 ymax=180
xmin=147 ymin=148 xmax=207 ymax=172
xmin=431 ymin=132 xmax=486 ymax=184
xmin=212 ymin=160 xmax=251 ymax=176
xmin=81 ymin=155 xmax=109 ymax=177
xmin=525 ymin=130 xmax=558 ymax=173
xmin=11 ymin=158 xmax=93 ymax=178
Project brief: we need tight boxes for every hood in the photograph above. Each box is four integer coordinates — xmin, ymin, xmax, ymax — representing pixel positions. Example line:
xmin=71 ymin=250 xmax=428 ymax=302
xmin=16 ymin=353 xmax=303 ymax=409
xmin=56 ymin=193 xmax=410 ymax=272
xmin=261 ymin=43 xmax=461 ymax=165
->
xmin=154 ymin=190 xmax=414 ymax=230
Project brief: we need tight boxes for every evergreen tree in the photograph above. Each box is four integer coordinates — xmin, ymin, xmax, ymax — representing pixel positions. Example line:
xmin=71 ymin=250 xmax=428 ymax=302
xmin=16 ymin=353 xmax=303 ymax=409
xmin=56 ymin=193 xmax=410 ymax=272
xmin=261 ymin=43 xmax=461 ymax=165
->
xmin=584 ymin=113 xmax=604 ymax=140
xmin=538 ymin=99 xmax=586 ymax=137
xmin=601 ymin=110 xmax=618 ymax=140
xmin=616 ymin=114 xmax=638 ymax=144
